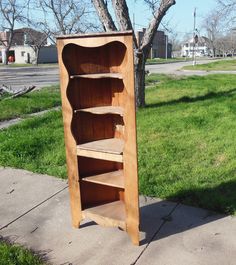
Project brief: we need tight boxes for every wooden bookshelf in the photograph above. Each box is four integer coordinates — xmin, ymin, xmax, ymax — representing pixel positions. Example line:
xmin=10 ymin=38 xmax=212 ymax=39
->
xmin=57 ymin=31 xmax=139 ymax=245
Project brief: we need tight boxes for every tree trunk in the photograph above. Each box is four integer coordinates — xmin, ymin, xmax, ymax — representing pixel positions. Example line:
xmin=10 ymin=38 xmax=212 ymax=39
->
xmin=134 ymin=50 xmax=146 ymax=108
xmin=92 ymin=0 xmax=117 ymax=31
xmin=213 ymin=47 xmax=216 ymax=57
xmin=35 ymin=48 xmax=39 ymax=65
xmin=4 ymin=48 xmax=9 ymax=65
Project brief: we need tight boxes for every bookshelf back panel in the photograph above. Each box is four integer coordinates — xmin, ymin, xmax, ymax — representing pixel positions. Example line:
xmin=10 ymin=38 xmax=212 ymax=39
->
xmin=80 ymin=182 xmax=124 ymax=209
xmin=71 ymin=113 xmax=124 ymax=144
xmin=62 ymin=41 xmax=127 ymax=75
xmin=78 ymin=157 xmax=122 ymax=177
xmin=67 ymin=78 xmax=125 ymax=110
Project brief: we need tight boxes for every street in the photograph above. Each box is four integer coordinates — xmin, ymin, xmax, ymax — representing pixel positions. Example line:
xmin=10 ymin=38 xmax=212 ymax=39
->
xmin=0 ymin=65 xmax=60 ymax=91
xmin=0 ymin=59 xmax=234 ymax=92
xmin=146 ymin=58 xmax=224 ymax=75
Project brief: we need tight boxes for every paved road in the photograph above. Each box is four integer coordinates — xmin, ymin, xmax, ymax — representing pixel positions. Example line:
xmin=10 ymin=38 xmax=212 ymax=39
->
xmin=1 ymin=59 xmax=235 ymax=92
xmin=146 ymin=58 xmax=236 ymax=75
xmin=0 ymin=65 xmax=59 ymax=91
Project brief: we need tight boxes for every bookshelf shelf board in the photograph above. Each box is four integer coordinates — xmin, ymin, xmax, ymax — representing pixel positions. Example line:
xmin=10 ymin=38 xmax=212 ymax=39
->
xmin=82 ymin=200 xmax=126 ymax=230
xmin=70 ymin=73 xmax=123 ymax=79
xmin=82 ymin=170 xmax=124 ymax=188
xmin=78 ymin=138 xmax=124 ymax=154
xmin=74 ymin=106 xmax=124 ymax=116
xmin=77 ymin=138 xmax=124 ymax=162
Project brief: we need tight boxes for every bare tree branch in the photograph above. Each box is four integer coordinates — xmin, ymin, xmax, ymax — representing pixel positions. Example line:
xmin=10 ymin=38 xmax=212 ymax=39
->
xmin=0 ymin=85 xmax=36 ymax=99
xmin=34 ymin=0 xmax=100 ymax=42
xmin=141 ymin=0 xmax=176 ymax=56
xmin=92 ymin=0 xmax=117 ymax=31
xmin=111 ymin=0 xmax=138 ymax=48
xmin=92 ymin=0 xmax=176 ymax=107
xmin=11 ymin=85 xmax=36 ymax=98
xmin=0 ymin=0 xmax=27 ymax=64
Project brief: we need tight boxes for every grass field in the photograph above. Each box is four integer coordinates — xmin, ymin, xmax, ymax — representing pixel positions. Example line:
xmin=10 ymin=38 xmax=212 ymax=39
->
xmin=182 ymin=59 xmax=236 ymax=71
xmin=0 ymin=240 xmax=44 ymax=265
xmin=0 ymin=74 xmax=235 ymax=214
xmin=0 ymin=85 xmax=61 ymax=121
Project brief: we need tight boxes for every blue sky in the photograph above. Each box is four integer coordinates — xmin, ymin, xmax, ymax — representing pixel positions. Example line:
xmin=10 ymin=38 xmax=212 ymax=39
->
xmin=127 ymin=0 xmax=217 ymax=37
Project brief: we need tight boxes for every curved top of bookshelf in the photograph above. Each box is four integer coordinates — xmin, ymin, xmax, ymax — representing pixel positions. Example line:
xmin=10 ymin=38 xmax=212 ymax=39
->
xmin=56 ymin=30 xmax=133 ymax=40
xmin=62 ymin=41 xmax=127 ymax=75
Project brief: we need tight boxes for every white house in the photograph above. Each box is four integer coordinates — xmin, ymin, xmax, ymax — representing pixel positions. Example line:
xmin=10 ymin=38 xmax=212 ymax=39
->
xmin=0 ymin=28 xmax=58 ymax=64
xmin=181 ymin=36 xmax=212 ymax=57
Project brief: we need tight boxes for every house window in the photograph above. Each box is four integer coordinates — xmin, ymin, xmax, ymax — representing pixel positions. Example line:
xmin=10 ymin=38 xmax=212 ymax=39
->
xmin=21 ymin=51 xmax=25 ymax=57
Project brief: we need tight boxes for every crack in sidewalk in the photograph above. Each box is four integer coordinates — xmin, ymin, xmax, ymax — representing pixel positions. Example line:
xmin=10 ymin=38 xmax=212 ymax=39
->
xmin=131 ymin=202 xmax=180 ymax=265
xmin=0 ymin=185 xmax=68 ymax=231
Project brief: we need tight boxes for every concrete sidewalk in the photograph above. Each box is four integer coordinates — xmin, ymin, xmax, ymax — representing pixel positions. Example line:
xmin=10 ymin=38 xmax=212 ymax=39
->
xmin=0 ymin=167 xmax=235 ymax=265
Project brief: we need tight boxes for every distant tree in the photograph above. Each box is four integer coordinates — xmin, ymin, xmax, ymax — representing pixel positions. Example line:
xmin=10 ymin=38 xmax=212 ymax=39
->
xmin=92 ymin=0 xmax=176 ymax=107
xmin=217 ymin=1 xmax=236 ymax=27
xmin=168 ymin=30 xmax=181 ymax=52
xmin=201 ymin=9 xmax=225 ymax=57
xmin=217 ymin=0 xmax=236 ymax=12
xmin=21 ymin=27 xmax=50 ymax=65
xmin=0 ymin=0 xmax=27 ymax=64
xmin=34 ymin=0 xmax=100 ymax=43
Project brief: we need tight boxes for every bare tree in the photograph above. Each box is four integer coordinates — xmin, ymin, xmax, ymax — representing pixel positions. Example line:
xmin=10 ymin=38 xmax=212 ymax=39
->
xmin=217 ymin=0 xmax=236 ymax=28
xmin=21 ymin=27 xmax=50 ymax=65
xmin=0 ymin=0 xmax=27 ymax=64
xmin=217 ymin=0 xmax=236 ymax=11
xmin=201 ymin=9 xmax=225 ymax=57
xmin=34 ymin=0 xmax=100 ymax=43
xmin=92 ymin=0 xmax=176 ymax=107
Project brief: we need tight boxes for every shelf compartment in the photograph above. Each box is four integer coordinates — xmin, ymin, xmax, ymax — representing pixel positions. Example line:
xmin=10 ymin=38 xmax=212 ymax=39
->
xmin=74 ymin=106 xmax=124 ymax=116
xmin=82 ymin=170 xmax=124 ymax=188
xmin=82 ymin=200 xmax=126 ymax=230
xmin=70 ymin=73 xmax=123 ymax=79
xmin=77 ymin=138 xmax=124 ymax=162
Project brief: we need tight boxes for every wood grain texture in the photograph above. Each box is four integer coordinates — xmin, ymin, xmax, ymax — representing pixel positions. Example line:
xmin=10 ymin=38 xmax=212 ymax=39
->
xmin=70 ymin=73 xmax=123 ymax=79
xmin=80 ymin=182 xmax=122 ymax=208
xmin=78 ymin=138 xmax=124 ymax=154
xmin=57 ymin=40 xmax=82 ymax=228
xmin=122 ymin=35 xmax=140 ymax=245
xmin=82 ymin=170 xmax=124 ymax=188
xmin=57 ymin=31 xmax=139 ymax=245
xmin=75 ymin=106 xmax=124 ymax=116
xmin=82 ymin=200 xmax=126 ymax=230
xmin=77 ymin=149 xmax=123 ymax=162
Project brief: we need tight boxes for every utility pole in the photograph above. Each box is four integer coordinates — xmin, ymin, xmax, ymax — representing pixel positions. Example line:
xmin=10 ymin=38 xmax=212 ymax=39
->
xmin=192 ymin=7 xmax=196 ymax=66
xmin=165 ymin=35 xmax=168 ymax=60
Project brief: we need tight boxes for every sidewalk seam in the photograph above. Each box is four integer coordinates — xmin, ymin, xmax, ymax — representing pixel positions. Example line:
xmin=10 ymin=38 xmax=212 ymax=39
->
xmin=131 ymin=202 xmax=180 ymax=265
xmin=0 ymin=185 xmax=68 ymax=231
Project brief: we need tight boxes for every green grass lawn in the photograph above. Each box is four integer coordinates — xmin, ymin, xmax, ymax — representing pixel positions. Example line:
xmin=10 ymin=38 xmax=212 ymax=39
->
xmin=0 ymin=85 xmax=61 ymax=121
xmin=0 ymin=74 xmax=235 ymax=214
xmin=0 ymin=240 xmax=45 ymax=265
xmin=182 ymin=59 xmax=236 ymax=71
xmin=0 ymin=110 xmax=66 ymax=178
